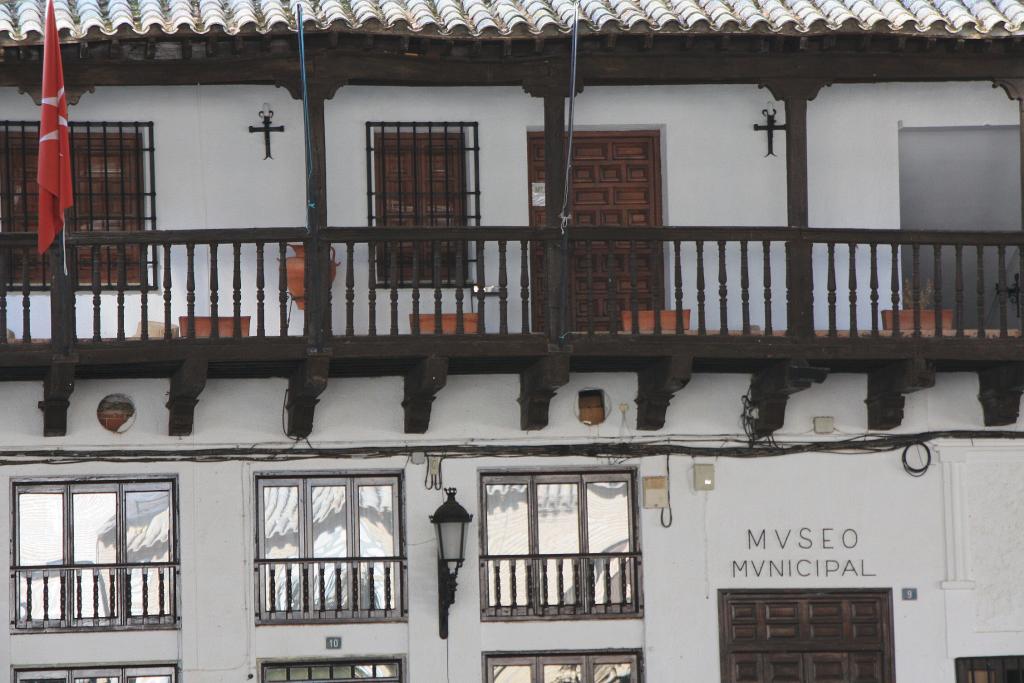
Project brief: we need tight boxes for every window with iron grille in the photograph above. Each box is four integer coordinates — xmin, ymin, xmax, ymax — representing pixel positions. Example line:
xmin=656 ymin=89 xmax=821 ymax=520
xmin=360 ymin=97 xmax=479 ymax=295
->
xmin=485 ymin=651 xmax=642 ymax=683
xmin=479 ymin=470 xmax=641 ymax=620
xmin=366 ymin=122 xmax=480 ymax=287
xmin=256 ymin=473 xmax=406 ymax=623
xmin=0 ymin=120 xmax=156 ymax=288
xmin=263 ymin=661 xmax=402 ymax=682
xmin=11 ymin=478 xmax=178 ymax=631
xmin=956 ymin=656 xmax=1024 ymax=683
xmin=15 ymin=665 xmax=177 ymax=683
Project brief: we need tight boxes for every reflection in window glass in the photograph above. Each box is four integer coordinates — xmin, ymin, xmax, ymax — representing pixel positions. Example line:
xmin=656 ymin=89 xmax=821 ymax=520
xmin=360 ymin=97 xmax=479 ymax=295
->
xmin=311 ymin=486 xmax=347 ymax=558
xmin=262 ymin=661 xmax=401 ymax=681
xmin=536 ymin=484 xmax=579 ymax=554
xmin=543 ymin=664 xmax=582 ymax=683
xmin=586 ymin=482 xmax=630 ymax=554
xmin=486 ymin=654 xmax=640 ymax=683
xmin=358 ymin=485 xmax=396 ymax=557
xmin=493 ymin=665 xmax=532 ymax=683
xmin=593 ymin=663 xmax=632 ymax=683
xmin=263 ymin=486 xmax=300 ymax=559
xmin=18 ymin=493 xmax=64 ymax=565
xmin=72 ymin=493 xmax=118 ymax=564
xmin=125 ymin=490 xmax=171 ymax=563
xmin=485 ymin=484 xmax=529 ymax=555
xmin=16 ymin=668 xmax=174 ymax=683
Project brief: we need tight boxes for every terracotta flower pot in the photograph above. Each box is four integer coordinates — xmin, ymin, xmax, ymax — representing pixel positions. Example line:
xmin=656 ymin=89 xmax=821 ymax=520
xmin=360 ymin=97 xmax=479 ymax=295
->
xmin=621 ymin=309 xmax=691 ymax=333
xmin=179 ymin=316 xmax=251 ymax=338
xmin=412 ymin=313 xmax=479 ymax=335
xmin=881 ymin=309 xmax=953 ymax=332
xmin=286 ymin=243 xmax=339 ymax=310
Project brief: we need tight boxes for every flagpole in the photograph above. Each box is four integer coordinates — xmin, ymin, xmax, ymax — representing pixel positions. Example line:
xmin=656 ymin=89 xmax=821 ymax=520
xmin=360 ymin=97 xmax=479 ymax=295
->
xmin=298 ymin=4 xmax=313 ymax=233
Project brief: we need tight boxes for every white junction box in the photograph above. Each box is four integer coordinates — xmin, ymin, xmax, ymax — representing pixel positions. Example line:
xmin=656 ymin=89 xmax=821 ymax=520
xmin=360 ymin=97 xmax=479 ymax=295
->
xmin=693 ymin=463 xmax=715 ymax=491
xmin=642 ymin=476 xmax=669 ymax=509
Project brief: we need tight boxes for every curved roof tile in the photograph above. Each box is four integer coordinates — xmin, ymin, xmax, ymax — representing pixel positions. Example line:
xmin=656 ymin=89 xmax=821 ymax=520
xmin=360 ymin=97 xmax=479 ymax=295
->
xmin=2 ymin=0 xmax=1022 ymax=40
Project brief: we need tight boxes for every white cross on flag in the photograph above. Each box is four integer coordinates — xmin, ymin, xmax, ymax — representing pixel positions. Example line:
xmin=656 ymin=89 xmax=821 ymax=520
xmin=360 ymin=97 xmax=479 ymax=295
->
xmin=37 ymin=0 xmax=73 ymax=255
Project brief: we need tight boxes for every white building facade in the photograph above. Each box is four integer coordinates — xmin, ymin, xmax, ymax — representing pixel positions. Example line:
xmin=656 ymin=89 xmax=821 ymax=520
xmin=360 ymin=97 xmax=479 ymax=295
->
xmin=2 ymin=4 xmax=1024 ymax=680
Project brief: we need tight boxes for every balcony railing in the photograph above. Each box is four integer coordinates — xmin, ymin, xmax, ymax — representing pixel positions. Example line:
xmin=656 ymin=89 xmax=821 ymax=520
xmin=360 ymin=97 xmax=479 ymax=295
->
xmin=254 ymin=557 xmax=406 ymax=624
xmin=12 ymin=562 xmax=178 ymax=631
xmin=1 ymin=225 xmax=1022 ymax=349
xmin=480 ymin=552 xmax=642 ymax=620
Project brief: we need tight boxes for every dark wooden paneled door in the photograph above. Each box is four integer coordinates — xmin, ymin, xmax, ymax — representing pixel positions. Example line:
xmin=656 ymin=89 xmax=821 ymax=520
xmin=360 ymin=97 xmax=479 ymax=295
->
xmin=719 ymin=590 xmax=895 ymax=683
xmin=527 ymin=131 xmax=663 ymax=332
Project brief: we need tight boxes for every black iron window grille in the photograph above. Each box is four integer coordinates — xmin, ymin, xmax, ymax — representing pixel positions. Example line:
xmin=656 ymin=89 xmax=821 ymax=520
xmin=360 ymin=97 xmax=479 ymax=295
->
xmin=263 ymin=661 xmax=402 ymax=682
xmin=366 ymin=121 xmax=480 ymax=287
xmin=15 ymin=665 xmax=177 ymax=683
xmin=957 ymin=656 xmax=1024 ymax=683
xmin=11 ymin=478 xmax=178 ymax=631
xmin=255 ymin=473 xmax=406 ymax=623
xmin=479 ymin=470 xmax=642 ymax=620
xmin=485 ymin=651 xmax=642 ymax=683
xmin=0 ymin=120 xmax=157 ymax=289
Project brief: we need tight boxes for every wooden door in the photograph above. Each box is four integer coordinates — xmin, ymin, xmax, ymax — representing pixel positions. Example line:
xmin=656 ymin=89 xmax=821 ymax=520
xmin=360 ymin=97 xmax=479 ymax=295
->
xmin=719 ymin=590 xmax=895 ymax=683
xmin=527 ymin=131 xmax=663 ymax=331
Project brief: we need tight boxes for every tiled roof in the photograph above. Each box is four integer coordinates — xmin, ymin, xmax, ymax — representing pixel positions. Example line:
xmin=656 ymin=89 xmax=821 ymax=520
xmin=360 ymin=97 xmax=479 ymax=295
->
xmin=1 ymin=0 xmax=1022 ymax=43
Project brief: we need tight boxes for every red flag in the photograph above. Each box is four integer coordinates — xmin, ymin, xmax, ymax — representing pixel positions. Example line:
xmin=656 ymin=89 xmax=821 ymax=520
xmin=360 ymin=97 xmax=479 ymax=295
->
xmin=37 ymin=0 xmax=72 ymax=255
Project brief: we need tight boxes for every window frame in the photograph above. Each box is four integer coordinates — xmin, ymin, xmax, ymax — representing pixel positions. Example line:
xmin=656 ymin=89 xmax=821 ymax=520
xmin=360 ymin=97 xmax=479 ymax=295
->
xmin=483 ymin=650 xmax=643 ymax=683
xmin=14 ymin=665 xmax=178 ymax=683
xmin=10 ymin=476 xmax=179 ymax=632
xmin=0 ymin=120 xmax=158 ymax=290
xmin=254 ymin=472 xmax=408 ymax=624
xmin=260 ymin=658 xmax=404 ymax=682
xmin=478 ymin=468 xmax=643 ymax=621
xmin=955 ymin=656 xmax=1024 ymax=683
xmin=479 ymin=469 xmax=641 ymax=558
xmin=365 ymin=121 xmax=481 ymax=289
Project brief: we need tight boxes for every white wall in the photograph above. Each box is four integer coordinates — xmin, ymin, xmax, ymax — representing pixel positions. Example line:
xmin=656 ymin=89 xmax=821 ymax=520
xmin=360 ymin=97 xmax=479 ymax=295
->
xmin=0 ymin=372 xmax=1015 ymax=680
xmin=0 ymin=80 xmax=1022 ymax=682
xmin=1 ymin=81 xmax=1016 ymax=340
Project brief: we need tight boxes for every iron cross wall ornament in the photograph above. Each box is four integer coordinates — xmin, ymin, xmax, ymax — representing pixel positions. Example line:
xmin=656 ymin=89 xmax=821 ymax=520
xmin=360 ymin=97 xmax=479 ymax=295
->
xmin=249 ymin=104 xmax=285 ymax=159
xmin=753 ymin=105 xmax=786 ymax=157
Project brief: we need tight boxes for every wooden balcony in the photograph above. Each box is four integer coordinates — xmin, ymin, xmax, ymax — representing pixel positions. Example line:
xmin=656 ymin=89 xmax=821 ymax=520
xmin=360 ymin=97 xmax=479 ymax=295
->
xmin=5 ymin=225 xmax=1024 ymax=437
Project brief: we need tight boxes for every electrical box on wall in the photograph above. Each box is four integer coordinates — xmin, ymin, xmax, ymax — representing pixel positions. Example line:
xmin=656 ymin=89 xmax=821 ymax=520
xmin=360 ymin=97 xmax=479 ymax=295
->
xmin=693 ymin=463 xmax=715 ymax=491
xmin=642 ymin=476 xmax=669 ymax=508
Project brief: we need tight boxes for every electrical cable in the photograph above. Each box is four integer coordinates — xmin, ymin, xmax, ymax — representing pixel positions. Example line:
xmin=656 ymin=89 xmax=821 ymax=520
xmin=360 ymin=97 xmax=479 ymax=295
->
xmin=659 ymin=453 xmax=672 ymax=528
xmin=557 ymin=0 xmax=580 ymax=346
xmin=3 ymin=429 xmax=1022 ymax=464
xmin=297 ymin=5 xmax=314 ymax=234
xmin=901 ymin=442 xmax=932 ymax=477
xmin=445 ymin=635 xmax=451 ymax=683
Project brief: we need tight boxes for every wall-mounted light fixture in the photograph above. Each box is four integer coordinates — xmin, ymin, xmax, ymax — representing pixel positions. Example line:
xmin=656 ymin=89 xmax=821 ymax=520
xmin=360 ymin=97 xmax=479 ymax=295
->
xmin=430 ymin=487 xmax=473 ymax=639
xmin=249 ymin=103 xmax=284 ymax=160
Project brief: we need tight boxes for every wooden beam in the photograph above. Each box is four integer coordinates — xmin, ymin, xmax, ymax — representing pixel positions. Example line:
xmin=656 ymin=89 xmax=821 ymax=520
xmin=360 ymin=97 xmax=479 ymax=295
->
xmin=402 ymin=356 xmax=449 ymax=433
xmin=748 ymin=360 xmax=828 ymax=437
xmin=39 ymin=357 xmax=76 ymax=437
xmin=760 ymin=80 xmax=826 ymax=339
xmin=167 ymin=357 xmax=208 ymax=436
xmin=7 ymin=44 xmax=1024 ymax=91
xmin=286 ymin=352 xmax=331 ymax=437
xmin=993 ymin=79 xmax=1024 ymax=230
xmin=977 ymin=363 xmax=1024 ymax=426
xmin=524 ymin=70 xmax=577 ymax=343
xmin=759 ymin=80 xmax=827 ymax=228
xmin=635 ymin=355 xmax=692 ymax=430
xmin=519 ymin=353 xmax=570 ymax=430
xmin=865 ymin=359 xmax=935 ymax=430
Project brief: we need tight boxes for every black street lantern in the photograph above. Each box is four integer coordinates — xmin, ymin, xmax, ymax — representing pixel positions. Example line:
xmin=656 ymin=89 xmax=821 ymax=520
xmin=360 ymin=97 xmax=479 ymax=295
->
xmin=430 ymin=487 xmax=473 ymax=639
